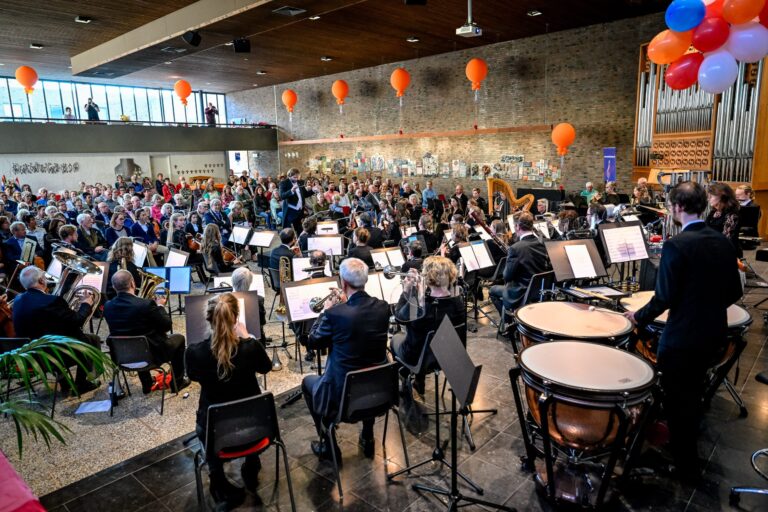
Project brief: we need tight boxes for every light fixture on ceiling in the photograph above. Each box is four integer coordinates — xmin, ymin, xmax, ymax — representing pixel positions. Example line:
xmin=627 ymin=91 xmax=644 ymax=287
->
xmin=74 ymin=15 xmax=92 ymax=24
xmin=224 ymin=41 xmax=234 ymax=46
xmin=406 ymin=36 xmax=420 ymax=43
xmin=320 ymin=56 xmax=333 ymax=62
xmin=256 ymin=70 xmax=267 ymax=75
xmin=206 ymin=82 xmax=211 ymax=85
xmin=0 ymin=63 xmax=5 ymax=66
xmin=29 ymin=43 xmax=45 ymax=50
xmin=309 ymin=15 xmax=321 ymax=20
xmin=67 ymin=65 xmax=72 ymax=69
xmin=527 ymin=10 xmax=543 ymax=17
xmin=164 ymin=61 xmax=172 ymax=65
xmin=253 ymin=83 xmax=258 ymax=87
xmin=243 ymin=57 xmax=249 ymax=61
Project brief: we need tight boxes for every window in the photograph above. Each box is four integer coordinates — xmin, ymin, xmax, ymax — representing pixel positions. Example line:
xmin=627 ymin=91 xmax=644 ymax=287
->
xmin=105 ymin=86 xmax=122 ymax=120
xmin=147 ymin=89 xmax=162 ymax=124
xmin=74 ymin=83 xmax=92 ymax=119
xmin=0 ymin=78 xmax=13 ymax=120
xmin=7 ymin=80 xmax=30 ymax=119
xmin=161 ymin=90 xmax=175 ymax=123
xmin=134 ymin=88 xmax=149 ymax=124
xmin=43 ymin=82 xmax=64 ymax=119
xmin=59 ymin=83 xmax=78 ymax=120
xmin=120 ymin=87 xmax=137 ymax=121
xmin=90 ymin=85 xmax=109 ymax=120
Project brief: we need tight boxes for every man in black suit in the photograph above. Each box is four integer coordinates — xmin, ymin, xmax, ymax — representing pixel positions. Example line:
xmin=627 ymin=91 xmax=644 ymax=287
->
xmin=302 ymin=258 xmax=390 ymax=459
xmin=451 ymin=184 xmax=469 ymax=213
xmin=3 ymin=222 xmax=34 ymax=280
xmin=472 ymin=187 xmax=488 ymax=214
xmin=401 ymin=240 xmax=424 ymax=273
xmin=416 ymin=216 xmax=439 ymax=254
xmin=12 ymin=266 xmax=101 ymax=394
xmin=625 ymin=181 xmax=742 ymax=480
xmin=104 ymin=270 xmax=189 ymax=394
xmin=269 ymin=228 xmax=297 ymax=271
xmin=489 ymin=212 xmax=551 ymax=318
xmin=358 ymin=212 xmax=383 ymax=249
xmin=279 ymin=168 xmax=313 ymax=232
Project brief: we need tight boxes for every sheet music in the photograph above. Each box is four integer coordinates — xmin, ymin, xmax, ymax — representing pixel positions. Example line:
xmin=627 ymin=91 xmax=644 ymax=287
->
xmin=133 ymin=242 xmax=148 ymax=267
xmin=292 ymin=257 xmax=332 ymax=280
xmin=458 ymin=244 xmax=480 ymax=271
xmin=307 ymin=235 xmax=343 ymax=256
xmin=371 ymin=251 xmax=390 ymax=270
xmin=552 ymin=220 xmax=563 ymax=235
xmin=212 ymin=274 xmax=266 ymax=297
xmin=622 ymin=215 xmax=640 ymax=223
xmin=403 ymin=226 xmax=417 ymax=236
xmin=165 ymin=249 xmax=189 ymax=267
xmin=386 ymin=248 xmax=405 ymax=267
xmin=365 ymin=272 xmax=385 ymax=300
xmin=237 ymin=297 xmax=247 ymax=329
xmin=477 ymin=229 xmax=492 ymax=241
xmin=564 ymin=244 xmax=597 ymax=279
xmin=248 ymin=231 xmax=275 ymax=248
xmin=471 ymin=241 xmax=495 ymax=269
xmin=379 ymin=273 xmax=404 ymax=304
xmin=443 ymin=229 xmax=454 ymax=242
xmin=284 ymin=280 xmax=339 ymax=322
xmin=316 ymin=222 xmax=339 ymax=234
xmin=534 ymin=222 xmax=551 ymax=239
xmin=47 ymin=258 xmax=63 ymax=279
xmin=78 ymin=262 xmax=107 ymax=293
xmin=231 ymin=226 xmax=250 ymax=245
xmin=602 ymin=225 xmax=649 ymax=263
xmin=21 ymin=239 xmax=36 ymax=263
xmin=507 ymin=214 xmax=516 ymax=233
xmin=168 ymin=267 xmax=191 ymax=294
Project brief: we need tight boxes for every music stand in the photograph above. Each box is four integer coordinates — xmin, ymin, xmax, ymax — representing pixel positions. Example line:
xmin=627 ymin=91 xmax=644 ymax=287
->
xmin=247 ymin=230 xmax=276 ymax=269
xmin=77 ymin=261 xmax=108 ymax=295
xmin=598 ymin=221 xmax=649 ymax=287
xmin=316 ymin=221 xmax=339 ymax=235
xmin=414 ymin=317 xmax=515 ymax=512
xmin=545 ymin=239 xmax=607 ymax=283
xmin=281 ymin=276 xmax=340 ymax=323
xmin=230 ymin=225 xmax=251 ymax=259
xmin=210 ymin=273 xmax=265 ymax=297
xmin=164 ymin=248 xmax=190 ymax=267
xmin=185 ymin=291 xmax=262 ymax=345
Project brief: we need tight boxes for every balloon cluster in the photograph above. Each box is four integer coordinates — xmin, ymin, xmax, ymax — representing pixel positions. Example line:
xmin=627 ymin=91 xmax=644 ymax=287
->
xmin=648 ymin=0 xmax=768 ymax=93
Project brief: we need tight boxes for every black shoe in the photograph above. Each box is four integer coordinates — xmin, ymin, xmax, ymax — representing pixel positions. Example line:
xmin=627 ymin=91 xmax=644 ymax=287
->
xmin=209 ymin=476 xmax=245 ymax=510
xmin=304 ymin=350 xmax=316 ymax=363
xmin=172 ymin=377 xmax=191 ymax=393
xmin=757 ymin=371 xmax=768 ymax=385
xmin=241 ymin=458 xmax=262 ymax=491
xmin=359 ymin=435 xmax=375 ymax=458
xmin=412 ymin=377 xmax=426 ymax=396
xmin=311 ymin=440 xmax=342 ymax=463
xmin=71 ymin=380 xmax=100 ymax=396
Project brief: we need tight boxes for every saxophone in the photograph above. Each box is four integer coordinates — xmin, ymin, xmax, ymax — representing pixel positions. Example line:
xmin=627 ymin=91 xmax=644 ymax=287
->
xmin=275 ymin=256 xmax=291 ymax=317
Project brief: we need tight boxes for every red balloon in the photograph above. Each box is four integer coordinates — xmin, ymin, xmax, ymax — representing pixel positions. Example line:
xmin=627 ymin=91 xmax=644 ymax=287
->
xmin=760 ymin=1 xmax=768 ymax=27
xmin=706 ymin=0 xmax=725 ymax=18
xmin=692 ymin=16 xmax=730 ymax=52
xmin=665 ymin=52 xmax=705 ymax=90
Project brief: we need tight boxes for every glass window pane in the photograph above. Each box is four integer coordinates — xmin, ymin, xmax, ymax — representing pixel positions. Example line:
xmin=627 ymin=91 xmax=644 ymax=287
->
xmin=43 ymin=82 xmax=64 ymax=120
xmin=161 ymin=90 xmax=175 ymax=123
xmin=8 ymin=80 xmax=31 ymax=119
xmin=0 ymin=79 xmax=12 ymax=120
xmin=60 ymin=83 xmax=78 ymax=120
xmin=147 ymin=90 xmax=162 ymax=123
xmin=217 ymin=94 xmax=227 ymax=124
xmin=105 ymin=86 xmax=122 ymax=120
xmin=188 ymin=92 xmax=201 ymax=124
xmin=134 ymin=88 xmax=149 ymax=123
xmin=28 ymin=84 xmax=47 ymax=120
xmin=172 ymin=93 xmax=189 ymax=124
xmin=90 ymin=85 xmax=108 ymax=121
xmin=75 ymin=84 xmax=92 ymax=119
xmin=120 ymin=87 xmax=137 ymax=121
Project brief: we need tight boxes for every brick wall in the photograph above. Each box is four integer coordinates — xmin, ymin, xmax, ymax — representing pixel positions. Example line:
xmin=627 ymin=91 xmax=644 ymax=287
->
xmin=227 ymin=13 xmax=663 ymax=197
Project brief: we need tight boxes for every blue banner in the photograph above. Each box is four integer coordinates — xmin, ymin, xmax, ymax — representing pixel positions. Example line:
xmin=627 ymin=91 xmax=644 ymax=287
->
xmin=603 ymin=147 xmax=616 ymax=182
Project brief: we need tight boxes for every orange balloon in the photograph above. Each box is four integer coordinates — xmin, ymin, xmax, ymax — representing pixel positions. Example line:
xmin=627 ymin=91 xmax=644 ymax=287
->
xmin=332 ymin=80 xmax=349 ymax=105
xmin=723 ymin=0 xmax=766 ymax=25
xmin=552 ymin=123 xmax=576 ymax=153
xmin=282 ymin=89 xmax=298 ymax=113
xmin=15 ymin=66 xmax=38 ymax=94
xmin=647 ymin=29 xmax=694 ymax=65
xmin=390 ymin=68 xmax=411 ymax=97
xmin=465 ymin=58 xmax=488 ymax=91
xmin=174 ymin=80 xmax=192 ymax=106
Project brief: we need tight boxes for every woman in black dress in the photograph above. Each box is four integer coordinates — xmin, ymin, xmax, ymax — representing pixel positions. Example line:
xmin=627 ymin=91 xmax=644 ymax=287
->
xmin=706 ymin=182 xmax=741 ymax=257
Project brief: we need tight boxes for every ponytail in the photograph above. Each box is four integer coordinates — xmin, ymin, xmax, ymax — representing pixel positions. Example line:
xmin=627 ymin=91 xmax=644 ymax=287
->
xmin=207 ymin=293 xmax=240 ymax=379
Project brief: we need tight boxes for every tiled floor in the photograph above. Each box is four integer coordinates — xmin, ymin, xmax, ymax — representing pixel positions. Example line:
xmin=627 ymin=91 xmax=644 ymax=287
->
xmin=33 ymin=256 xmax=768 ymax=511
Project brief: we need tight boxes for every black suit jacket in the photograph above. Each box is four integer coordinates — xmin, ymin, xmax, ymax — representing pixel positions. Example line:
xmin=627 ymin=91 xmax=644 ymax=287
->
xmin=366 ymin=226 xmax=384 ymax=249
xmin=13 ymin=288 xmax=90 ymax=342
xmin=306 ymin=291 xmax=390 ymax=420
xmin=416 ymin=230 xmax=439 ymax=254
xmin=104 ymin=292 xmax=174 ymax=359
xmin=3 ymin=237 xmax=25 ymax=273
xmin=269 ymin=244 xmax=295 ymax=270
xmin=279 ymin=178 xmax=312 ymax=222
xmin=635 ymin=222 xmax=742 ymax=357
xmin=348 ymin=245 xmax=375 ymax=268
xmin=501 ymin=234 xmax=551 ymax=310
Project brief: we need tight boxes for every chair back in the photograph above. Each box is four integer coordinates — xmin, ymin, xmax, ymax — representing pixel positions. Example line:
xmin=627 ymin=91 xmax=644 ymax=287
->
xmin=267 ymin=266 xmax=282 ymax=293
xmin=489 ymin=256 xmax=507 ymax=283
xmin=106 ymin=336 xmax=154 ymax=370
xmin=205 ymin=392 xmax=280 ymax=460
xmin=336 ymin=362 xmax=399 ymax=425
xmin=522 ymin=271 xmax=556 ymax=306
xmin=408 ymin=330 xmax=436 ymax=375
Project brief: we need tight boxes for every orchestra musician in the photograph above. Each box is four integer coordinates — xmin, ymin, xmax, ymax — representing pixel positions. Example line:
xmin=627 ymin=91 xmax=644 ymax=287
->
xmin=705 ymin=183 xmax=741 ymax=258
xmin=391 ymin=256 xmax=464 ymax=396
xmin=348 ymin=227 xmax=375 ymax=268
xmin=105 ymin=237 xmax=141 ymax=299
xmin=13 ymin=266 xmax=101 ymax=395
xmin=489 ymin=212 xmax=551 ymax=326
xmin=185 ymin=211 xmax=204 ymax=238
xmin=401 ymin=240 xmax=425 ymax=273
xmin=415 ymin=216 xmax=438 ymax=254
xmin=451 ymin=185 xmax=469 ymax=214
xmin=201 ymin=224 xmax=239 ymax=275
xmin=230 ymin=267 xmax=268 ymax=347
xmin=131 ymin=207 xmax=168 ymax=265
xmin=3 ymin=222 xmax=40 ymax=280
xmin=624 ymin=182 xmax=742 ymax=481
xmin=298 ymin=217 xmax=317 ymax=253
xmin=185 ymin=293 xmax=272 ymax=509
xmin=279 ymin=168 xmax=313 ymax=232
xmin=493 ymin=190 xmax=509 ymax=219
xmin=56 ymin=224 xmax=84 ymax=254
xmin=302 ymin=258 xmax=390 ymax=460
xmin=269 ymin=228 xmax=299 ymax=271
xmin=357 ymin=213 xmax=383 ymax=249
xmin=104 ymin=270 xmax=189 ymax=395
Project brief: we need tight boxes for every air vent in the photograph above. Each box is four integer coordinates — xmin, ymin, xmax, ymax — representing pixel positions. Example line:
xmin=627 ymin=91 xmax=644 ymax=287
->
xmin=160 ymin=46 xmax=187 ymax=54
xmin=272 ymin=5 xmax=307 ymax=16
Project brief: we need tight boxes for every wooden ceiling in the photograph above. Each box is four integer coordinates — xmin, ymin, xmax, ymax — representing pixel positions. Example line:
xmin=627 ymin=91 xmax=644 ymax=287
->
xmin=0 ymin=0 xmax=666 ymax=93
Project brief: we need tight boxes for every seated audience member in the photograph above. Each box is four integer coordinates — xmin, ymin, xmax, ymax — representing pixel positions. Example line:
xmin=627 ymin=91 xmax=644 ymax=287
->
xmin=76 ymin=213 xmax=108 ymax=261
xmin=13 ymin=266 xmax=101 ymax=394
xmin=105 ymin=212 xmax=130 ymax=247
xmin=204 ymin=199 xmax=232 ymax=243
xmin=104 ymin=270 xmax=189 ymax=394
xmin=391 ymin=256 xmax=464 ymax=395
xmin=580 ymin=181 xmax=598 ymax=203
xmin=302 ymin=258 xmax=390 ymax=459
xmin=131 ymin=207 xmax=167 ymax=265
xmin=348 ymin=227 xmax=375 ymax=268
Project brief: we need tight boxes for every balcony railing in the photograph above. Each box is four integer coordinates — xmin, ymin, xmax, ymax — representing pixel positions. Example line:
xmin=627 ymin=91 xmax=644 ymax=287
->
xmin=0 ymin=116 xmax=274 ymax=129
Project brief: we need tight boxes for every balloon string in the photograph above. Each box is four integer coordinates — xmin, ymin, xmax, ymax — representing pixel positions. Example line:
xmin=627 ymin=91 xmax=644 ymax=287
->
xmin=289 ymin=112 xmax=293 ymax=140
xmin=474 ymin=91 xmax=479 ymax=130
xmin=398 ymin=99 xmax=404 ymax=134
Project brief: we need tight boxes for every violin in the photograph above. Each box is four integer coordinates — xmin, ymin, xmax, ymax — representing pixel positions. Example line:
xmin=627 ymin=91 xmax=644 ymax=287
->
xmin=222 ymin=245 xmax=242 ymax=265
xmin=0 ymin=294 xmax=15 ymax=337
xmin=186 ymin=233 xmax=202 ymax=251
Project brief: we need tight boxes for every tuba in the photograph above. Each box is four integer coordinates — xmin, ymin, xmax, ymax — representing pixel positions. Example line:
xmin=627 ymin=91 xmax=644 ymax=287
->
xmin=67 ymin=285 xmax=102 ymax=326
xmin=51 ymin=251 xmax=103 ymax=324
xmin=137 ymin=268 xmax=167 ymax=298
xmin=274 ymin=256 xmax=291 ymax=317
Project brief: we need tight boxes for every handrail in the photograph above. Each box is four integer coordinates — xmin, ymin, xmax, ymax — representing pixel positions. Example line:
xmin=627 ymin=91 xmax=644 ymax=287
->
xmin=0 ymin=116 xmax=275 ymax=129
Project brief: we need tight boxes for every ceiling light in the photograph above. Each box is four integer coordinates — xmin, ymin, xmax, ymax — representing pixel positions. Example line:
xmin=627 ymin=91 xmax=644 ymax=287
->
xmin=29 ymin=43 xmax=45 ymax=50
xmin=527 ymin=10 xmax=543 ymax=17
xmin=0 ymin=63 xmax=5 ymax=66
xmin=406 ymin=36 xmax=420 ymax=43
xmin=256 ymin=70 xmax=267 ymax=75
xmin=225 ymin=41 xmax=234 ymax=46
xmin=164 ymin=61 xmax=172 ymax=65
xmin=309 ymin=15 xmax=321 ymax=20
xmin=320 ymin=56 xmax=333 ymax=62
xmin=206 ymin=82 xmax=211 ymax=85
xmin=67 ymin=65 xmax=72 ymax=69
xmin=253 ymin=83 xmax=258 ymax=86
xmin=74 ymin=15 xmax=92 ymax=24
xmin=243 ymin=57 xmax=249 ymax=61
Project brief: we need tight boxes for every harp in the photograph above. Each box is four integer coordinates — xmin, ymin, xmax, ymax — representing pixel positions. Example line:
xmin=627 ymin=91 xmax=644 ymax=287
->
xmin=486 ymin=178 xmax=535 ymax=215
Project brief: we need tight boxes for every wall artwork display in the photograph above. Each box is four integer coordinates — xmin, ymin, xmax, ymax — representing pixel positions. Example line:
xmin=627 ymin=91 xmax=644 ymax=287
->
xmin=422 ymin=152 xmax=438 ymax=177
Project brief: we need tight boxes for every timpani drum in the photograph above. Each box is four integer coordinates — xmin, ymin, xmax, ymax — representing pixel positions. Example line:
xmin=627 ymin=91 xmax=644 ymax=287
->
xmin=515 ymin=302 xmax=634 ymax=349
xmin=620 ymin=291 xmax=752 ymax=365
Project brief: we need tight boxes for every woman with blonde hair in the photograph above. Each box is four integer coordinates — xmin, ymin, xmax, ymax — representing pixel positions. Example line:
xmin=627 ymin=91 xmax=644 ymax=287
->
xmin=106 ymin=237 xmax=141 ymax=298
xmin=201 ymin=223 xmax=236 ymax=273
xmin=186 ymin=293 xmax=271 ymax=508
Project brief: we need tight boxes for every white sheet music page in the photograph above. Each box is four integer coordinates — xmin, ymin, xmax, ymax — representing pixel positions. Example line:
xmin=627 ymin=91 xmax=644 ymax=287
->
xmin=231 ymin=226 xmax=250 ymax=245
xmin=292 ymin=258 xmax=332 ymax=280
xmin=603 ymin=225 xmax=648 ymax=263
xmin=534 ymin=222 xmax=551 ymax=239
xmin=248 ymin=231 xmax=275 ymax=248
xmin=379 ymin=273 xmax=404 ymax=304
xmin=364 ymin=273 xmax=385 ymax=300
xmin=212 ymin=277 xmax=232 ymax=288
xmin=386 ymin=248 xmax=405 ymax=267
xmin=316 ymin=222 xmax=339 ymax=234
xmin=250 ymin=274 xmax=265 ymax=297
xmin=284 ymin=281 xmax=338 ymax=322
xmin=458 ymin=245 xmax=480 ymax=271
xmin=564 ymin=244 xmax=597 ymax=278
xmin=307 ymin=236 xmax=343 ymax=256
xmin=371 ymin=251 xmax=390 ymax=270
xmin=471 ymin=242 xmax=495 ymax=269
xmin=133 ymin=243 xmax=148 ymax=267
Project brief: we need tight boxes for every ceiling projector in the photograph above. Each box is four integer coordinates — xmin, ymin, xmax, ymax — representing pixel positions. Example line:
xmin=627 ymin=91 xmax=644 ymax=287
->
xmin=456 ymin=22 xmax=482 ymax=37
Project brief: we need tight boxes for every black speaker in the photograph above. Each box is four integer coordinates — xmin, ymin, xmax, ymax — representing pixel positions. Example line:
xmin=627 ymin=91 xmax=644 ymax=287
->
xmin=181 ymin=30 xmax=201 ymax=47
xmin=404 ymin=0 xmax=427 ymax=4
xmin=233 ymin=38 xmax=251 ymax=53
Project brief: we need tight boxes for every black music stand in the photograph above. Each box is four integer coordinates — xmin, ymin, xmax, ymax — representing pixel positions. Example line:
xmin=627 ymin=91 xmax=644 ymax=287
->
xmin=544 ymin=239 xmax=607 ymax=283
xmin=184 ymin=291 xmax=262 ymax=344
xmin=247 ymin=230 xmax=276 ymax=270
xmin=413 ymin=317 xmax=515 ymax=512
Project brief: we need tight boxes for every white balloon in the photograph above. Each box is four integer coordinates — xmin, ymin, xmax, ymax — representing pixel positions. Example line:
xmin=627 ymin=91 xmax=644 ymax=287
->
xmin=698 ymin=49 xmax=739 ymax=94
xmin=725 ymin=22 xmax=768 ymax=63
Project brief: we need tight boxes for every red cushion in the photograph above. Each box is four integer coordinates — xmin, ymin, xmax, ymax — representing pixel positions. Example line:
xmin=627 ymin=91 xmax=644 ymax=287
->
xmin=217 ymin=437 xmax=270 ymax=459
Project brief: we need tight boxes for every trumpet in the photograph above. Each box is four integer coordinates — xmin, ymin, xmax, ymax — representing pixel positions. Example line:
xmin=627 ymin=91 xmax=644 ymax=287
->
xmin=375 ymin=264 xmax=410 ymax=280
xmin=309 ymin=288 xmax=344 ymax=313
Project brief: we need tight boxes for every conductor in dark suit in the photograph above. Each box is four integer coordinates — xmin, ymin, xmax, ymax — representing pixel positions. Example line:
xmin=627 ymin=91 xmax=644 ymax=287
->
xmin=302 ymin=258 xmax=390 ymax=459
xmin=279 ymin=168 xmax=313 ymax=232
xmin=625 ymin=182 xmax=742 ymax=480
xmin=104 ymin=270 xmax=189 ymax=394
xmin=12 ymin=266 xmax=101 ymax=394
xmin=489 ymin=212 xmax=551 ymax=318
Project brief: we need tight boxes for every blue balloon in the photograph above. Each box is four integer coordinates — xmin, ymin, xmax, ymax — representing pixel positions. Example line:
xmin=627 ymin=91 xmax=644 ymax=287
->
xmin=665 ymin=0 xmax=706 ymax=32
